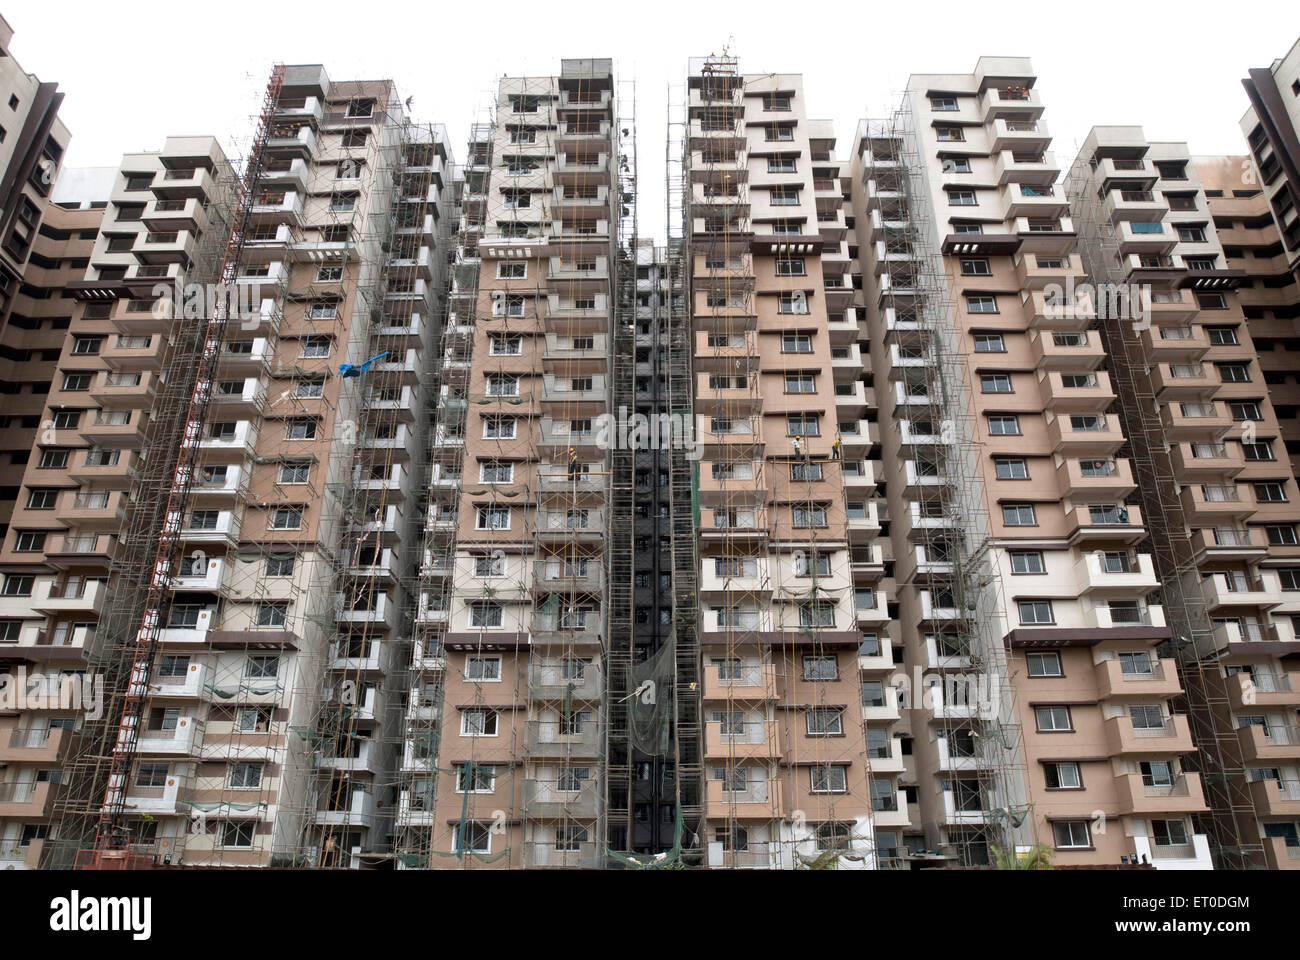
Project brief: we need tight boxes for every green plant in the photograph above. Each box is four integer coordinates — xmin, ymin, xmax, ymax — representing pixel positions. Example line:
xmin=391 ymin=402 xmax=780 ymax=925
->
xmin=991 ymin=842 xmax=1055 ymax=870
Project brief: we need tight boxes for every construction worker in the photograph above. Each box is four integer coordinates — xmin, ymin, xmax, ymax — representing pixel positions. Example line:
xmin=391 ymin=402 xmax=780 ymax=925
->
xmin=831 ymin=436 xmax=842 ymax=461
xmin=568 ymin=447 xmax=579 ymax=477
xmin=791 ymin=435 xmax=803 ymax=459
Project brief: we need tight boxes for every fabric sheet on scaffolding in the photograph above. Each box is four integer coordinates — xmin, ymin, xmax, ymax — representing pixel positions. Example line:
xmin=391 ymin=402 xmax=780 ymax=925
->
xmin=626 ymin=637 xmax=675 ymax=756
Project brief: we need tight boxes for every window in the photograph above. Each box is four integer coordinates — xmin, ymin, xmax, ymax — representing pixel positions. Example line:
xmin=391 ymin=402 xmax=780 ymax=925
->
xmin=270 ymin=506 xmax=303 ymax=529
xmin=1036 ymin=705 xmax=1072 ymax=731
xmin=803 ymin=655 xmax=838 ymax=680
xmin=973 ymin=333 xmax=1004 ymax=353
xmin=810 ymin=765 xmax=848 ymax=793
xmin=454 ymin=823 xmax=492 ymax=854
xmin=799 ymin=601 xmax=836 ymax=627
xmin=1151 ymin=819 xmax=1189 ymax=847
xmin=1242 ymin=441 xmax=1275 ymax=462
xmin=461 ymin=710 xmax=499 ymax=736
xmin=2 ymin=575 xmax=33 ymax=596
xmin=948 ymin=189 xmax=977 ymax=206
xmin=792 ymin=504 xmax=828 ymax=527
xmin=1267 ymin=525 xmax=1299 ymax=547
xmin=1002 ymin=503 xmax=1036 ymax=526
xmin=1011 ymin=551 xmax=1046 ymax=574
xmin=221 ymin=822 xmax=255 ymax=849
xmin=26 ymin=488 xmax=58 ymax=510
xmin=38 ymin=444 xmax=67 ymax=468
xmin=1119 ymin=652 xmax=1154 ymax=676
xmin=229 ymin=763 xmax=263 ymax=788
xmin=1044 ymin=762 xmax=1082 ymax=790
xmin=791 ymin=461 xmax=823 ymax=482
xmin=476 ymin=506 xmax=510 ymax=530
xmin=265 ymin=556 xmax=295 ymax=578
xmin=935 ymin=127 xmax=965 ymax=142
xmin=473 ymin=554 xmax=504 ymax=577
xmin=52 ymin=410 xmax=80 ymax=430
xmin=468 ymin=601 xmax=503 ymax=629
xmin=786 ymin=414 xmax=819 ymax=436
xmin=285 ymin=420 xmax=317 ymax=440
xmin=987 ymin=415 xmax=1020 ymax=436
xmin=135 ymin=762 xmax=169 ymax=788
xmin=1026 ymin=651 xmax=1062 ymax=677
xmin=279 ymin=464 xmax=310 ymax=484
xmin=316 ymin=265 xmax=343 ymax=282
xmin=497 ymin=261 xmax=527 ymax=279
xmin=1052 ymin=820 xmax=1091 ymax=849
xmin=1019 ymin=600 xmax=1054 ymax=624
xmin=994 ymin=457 xmax=1028 ymax=479
xmin=1218 ymin=363 xmax=1251 ymax=384
xmin=15 ymin=532 xmax=46 ymax=552
xmin=1207 ymin=325 xmax=1238 ymax=345
xmin=1129 ymin=704 xmax=1165 ymax=730
xmin=781 ymin=332 xmax=812 ymax=353
xmin=457 ymin=765 xmax=496 ymax=793
xmin=776 ymin=258 xmax=806 ymax=276
xmin=483 ymin=416 xmax=516 ymax=439
xmin=966 ymin=295 xmax=998 ymax=314
xmin=770 ymin=186 xmax=799 ymax=206
xmin=794 ymin=552 xmax=831 ymax=577
xmin=465 ymin=656 xmax=501 ymax=681
xmin=981 ymin=374 xmax=1012 ymax=393
xmin=807 ymin=708 xmax=843 ymax=736
xmin=930 ymin=96 xmax=958 ymax=111
xmin=1255 ymin=482 xmax=1288 ymax=503
xmin=768 ymin=156 xmax=797 ymax=173
xmin=62 ymin=373 xmax=91 ymax=392
xmin=294 ymin=379 xmax=323 ymax=399
xmin=480 ymin=460 xmax=514 ymax=483
xmin=300 ymin=337 xmax=330 ymax=358
xmin=254 ymin=602 xmax=287 ymax=628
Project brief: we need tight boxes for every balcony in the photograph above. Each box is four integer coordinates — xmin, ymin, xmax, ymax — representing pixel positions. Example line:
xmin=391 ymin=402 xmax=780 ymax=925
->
xmin=980 ymin=85 xmax=1045 ymax=122
xmin=1150 ymin=362 xmax=1217 ymax=402
xmin=61 ymin=490 xmax=127 ymax=532
xmin=135 ymin=717 xmax=204 ymax=756
xmin=525 ymin=721 xmax=602 ymax=758
xmin=531 ymin=612 xmax=602 ymax=647
xmin=1190 ymin=526 xmax=1267 ymax=565
xmin=1263 ymin=836 xmax=1300 ymax=869
xmin=217 ymin=338 xmax=271 ymax=375
xmin=248 ymin=190 xmax=302 ymax=225
xmin=1103 ymin=714 xmax=1195 ymax=755
xmin=1141 ymin=324 xmax=1210 ymax=364
xmin=1056 ymin=458 xmax=1137 ymax=498
xmin=1096 ymin=157 xmax=1158 ymax=191
xmin=89 ymin=370 xmax=155 ymax=409
xmin=198 ymin=420 xmax=257 ymax=461
xmin=705 ymin=720 xmax=781 ymax=759
xmin=993 ymin=149 xmax=1059 ymax=186
xmin=1095 ymin=658 xmax=1183 ymax=698
xmin=1248 ymin=777 xmax=1300 ymax=817
xmin=1002 ymin=183 xmax=1068 ymax=219
xmin=534 ymin=508 xmax=605 ymax=544
xmin=1014 ymin=216 xmax=1076 ymax=255
xmin=44 ymin=532 xmax=121 ymax=569
xmin=1022 ymin=289 xmax=1097 ymax=330
xmin=1236 ymin=723 xmax=1300 ymax=763
xmin=1048 ymin=413 xmax=1126 ymax=457
xmin=151 ymin=165 xmax=216 ymax=200
xmin=1197 ymin=571 xmax=1281 ymax=611
xmin=210 ymin=378 xmax=266 ymax=416
xmin=522 ymin=778 xmax=600 ymax=820
xmin=1116 ymin=221 xmax=1177 ymax=256
xmin=0 ymin=780 xmax=55 ymax=818
xmin=705 ymin=778 xmax=784 ymax=820
xmin=158 ymin=608 xmax=215 ymax=644
xmin=1159 ymin=402 xmax=1233 ymax=441
xmin=1178 ymin=484 xmax=1254 ymax=525
xmin=336 ymin=594 xmax=396 ymax=631
xmin=314 ymin=791 xmax=378 ymax=829
xmin=990 ymin=118 xmax=1051 ymax=153
xmin=189 ymin=465 xmax=245 ymax=504
xmin=701 ymin=662 xmax=779 ymax=701
xmin=259 ymin=155 xmax=310 ymax=192
xmin=1073 ymin=551 xmax=1157 ymax=594
xmin=1170 ymin=442 xmax=1241 ymax=480
xmin=180 ymin=510 xmax=239 ymax=546
xmin=1115 ymin=773 xmax=1207 ymax=815
xmin=1038 ymin=370 xmax=1115 ymax=413
xmin=1084 ymin=602 xmax=1166 ymax=631
xmin=1014 ymin=251 xmax=1082 ymax=291
xmin=0 ymin=726 xmax=72 ymax=765
xmin=329 ymin=637 xmax=392 ymax=672
xmin=142 ymin=196 xmax=208 ymax=234
xmin=1227 ymin=666 xmax=1300 ymax=712
xmin=528 ymin=663 xmax=603 ymax=702
xmin=1103 ymin=189 xmax=1168 ymax=223
xmin=132 ymin=228 xmax=196 ymax=265
xmin=171 ymin=556 xmax=225 ymax=592
xmin=533 ymin=560 xmax=605 ymax=595
xmin=1029 ymin=329 xmax=1105 ymax=371
xmin=31 ymin=578 xmax=108 ymax=616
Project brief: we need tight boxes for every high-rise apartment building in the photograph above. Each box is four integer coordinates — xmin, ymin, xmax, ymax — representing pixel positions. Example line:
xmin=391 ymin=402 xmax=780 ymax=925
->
xmin=684 ymin=57 xmax=884 ymax=868
xmin=1067 ymin=127 xmax=1300 ymax=869
xmin=4 ymin=33 xmax=1300 ymax=871
xmin=0 ymin=60 xmax=455 ymax=869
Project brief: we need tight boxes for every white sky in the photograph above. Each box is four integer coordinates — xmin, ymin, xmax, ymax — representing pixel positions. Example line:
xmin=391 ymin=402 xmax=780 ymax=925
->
xmin=9 ymin=0 xmax=1300 ymax=240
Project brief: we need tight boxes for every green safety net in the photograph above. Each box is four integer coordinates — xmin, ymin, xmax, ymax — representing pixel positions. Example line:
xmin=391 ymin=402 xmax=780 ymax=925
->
xmin=626 ymin=638 xmax=675 ymax=756
xmin=605 ymin=804 xmax=685 ymax=869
